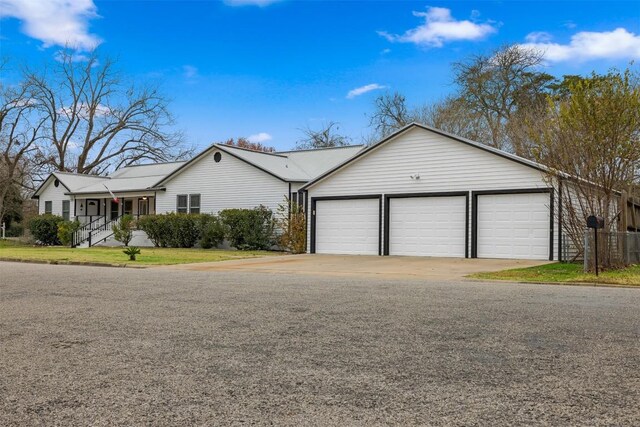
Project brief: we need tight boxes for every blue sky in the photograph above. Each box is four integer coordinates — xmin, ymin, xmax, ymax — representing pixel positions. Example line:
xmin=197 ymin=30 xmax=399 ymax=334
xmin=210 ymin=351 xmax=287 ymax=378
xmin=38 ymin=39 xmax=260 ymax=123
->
xmin=1 ymin=0 xmax=639 ymax=150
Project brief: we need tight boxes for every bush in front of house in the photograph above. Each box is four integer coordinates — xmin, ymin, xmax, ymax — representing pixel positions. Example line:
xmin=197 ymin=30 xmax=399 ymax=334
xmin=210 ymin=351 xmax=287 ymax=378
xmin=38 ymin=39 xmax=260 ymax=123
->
xmin=275 ymin=198 xmax=306 ymax=254
xmin=29 ymin=214 xmax=64 ymax=245
xmin=168 ymin=213 xmax=201 ymax=248
xmin=138 ymin=213 xmax=207 ymax=248
xmin=5 ymin=223 xmax=24 ymax=237
xmin=138 ymin=214 xmax=170 ymax=247
xmin=199 ymin=215 xmax=225 ymax=249
xmin=219 ymin=205 xmax=275 ymax=250
xmin=112 ymin=214 xmax=135 ymax=246
xmin=57 ymin=219 xmax=81 ymax=246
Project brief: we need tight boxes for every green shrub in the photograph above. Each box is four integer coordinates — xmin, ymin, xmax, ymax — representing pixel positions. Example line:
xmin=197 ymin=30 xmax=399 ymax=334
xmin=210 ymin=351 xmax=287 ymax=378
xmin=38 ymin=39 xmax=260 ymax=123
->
xmin=138 ymin=213 xmax=207 ymax=248
xmin=112 ymin=214 xmax=134 ymax=246
xmin=57 ymin=219 xmax=81 ymax=246
xmin=29 ymin=214 xmax=64 ymax=245
xmin=6 ymin=223 xmax=24 ymax=237
xmin=219 ymin=206 xmax=275 ymax=250
xmin=200 ymin=215 xmax=225 ymax=249
xmin=169 ymin=213 xmax=201 ymax=248
xmin=138 ymin=215 xmax=170 ymax=247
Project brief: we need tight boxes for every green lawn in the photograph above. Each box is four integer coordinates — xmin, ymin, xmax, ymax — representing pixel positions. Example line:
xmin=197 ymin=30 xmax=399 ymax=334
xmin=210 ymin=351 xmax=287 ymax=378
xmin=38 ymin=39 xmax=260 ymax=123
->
xmin=471 ymin=262 xmax=640 ymax=286
xmin=0 ymin=239 xmax=277 ymax=266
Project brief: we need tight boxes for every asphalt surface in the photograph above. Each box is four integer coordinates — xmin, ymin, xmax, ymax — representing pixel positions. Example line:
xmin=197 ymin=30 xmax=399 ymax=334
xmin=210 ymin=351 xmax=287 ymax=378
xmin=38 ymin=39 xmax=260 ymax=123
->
xmin=1 ymin=261 xmax=639 ymax=426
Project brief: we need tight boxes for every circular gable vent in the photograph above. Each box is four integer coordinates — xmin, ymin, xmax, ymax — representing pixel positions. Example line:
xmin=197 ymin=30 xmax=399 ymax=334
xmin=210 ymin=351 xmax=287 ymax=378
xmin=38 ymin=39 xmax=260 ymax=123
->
xmin=54 ymin=179 xmax=60 ymax=187
xmin=214 ymin=152 xmax=222 ymax=163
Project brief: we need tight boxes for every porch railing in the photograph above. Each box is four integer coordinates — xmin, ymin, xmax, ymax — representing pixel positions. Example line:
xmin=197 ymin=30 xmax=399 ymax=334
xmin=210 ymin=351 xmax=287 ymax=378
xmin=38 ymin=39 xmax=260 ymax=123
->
xmin=71 ymin=216 xmax=121 ymax=248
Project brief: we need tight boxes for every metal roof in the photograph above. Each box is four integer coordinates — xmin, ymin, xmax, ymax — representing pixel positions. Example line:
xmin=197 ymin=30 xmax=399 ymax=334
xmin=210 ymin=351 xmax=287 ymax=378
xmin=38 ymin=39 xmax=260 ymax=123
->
xmin=155 ymin=143 xmax=365 ymax=186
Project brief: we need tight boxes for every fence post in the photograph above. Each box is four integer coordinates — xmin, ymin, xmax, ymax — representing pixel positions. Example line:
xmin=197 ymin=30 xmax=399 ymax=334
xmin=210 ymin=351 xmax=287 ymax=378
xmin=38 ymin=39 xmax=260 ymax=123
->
xmin=1 ymin=222 xmax=5 ymax=239
xmin=584 ymin=232 xmax=588 ymax=272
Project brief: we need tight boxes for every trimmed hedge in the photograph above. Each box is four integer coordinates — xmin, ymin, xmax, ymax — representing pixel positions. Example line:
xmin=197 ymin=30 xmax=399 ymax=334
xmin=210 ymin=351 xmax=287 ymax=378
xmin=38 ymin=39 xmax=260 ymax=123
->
xmin=137 ymin=207 xmax=275 ymax=250
xmin=29 ymin=214 xmax=64 ymax=245
xmin=138 ymin=213 xmax=213 ymax=248
xmin=219 ymin=206 xmax=275 ymax=250
xmin=200 ymin=215 xmax=225 ymax=249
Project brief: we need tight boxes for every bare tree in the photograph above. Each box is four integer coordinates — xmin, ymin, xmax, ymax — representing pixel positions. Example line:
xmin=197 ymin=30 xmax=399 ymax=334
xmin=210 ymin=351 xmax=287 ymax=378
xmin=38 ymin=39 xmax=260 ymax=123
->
xmin=418 ymin=96 xmax=489 ymax=142
xmin=368 ymin=92 xmax=412 ymax=138
xmin=452 ymin=45 xmax=555 ymax=151
xmin=26 ymin=49 xmax=192 ymax=175
xmin=0 ymin=63 xmax=47 ymax=225
xmin=223 ymin=137 xmax=275 ymax=153
xmin=296 ymin=121 xmax=351 ymax=149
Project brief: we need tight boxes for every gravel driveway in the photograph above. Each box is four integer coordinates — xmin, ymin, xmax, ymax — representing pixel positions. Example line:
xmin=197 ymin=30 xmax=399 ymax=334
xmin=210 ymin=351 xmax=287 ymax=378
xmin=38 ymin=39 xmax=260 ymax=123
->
xmin=1 ymin=261 xmax=639 ymax=425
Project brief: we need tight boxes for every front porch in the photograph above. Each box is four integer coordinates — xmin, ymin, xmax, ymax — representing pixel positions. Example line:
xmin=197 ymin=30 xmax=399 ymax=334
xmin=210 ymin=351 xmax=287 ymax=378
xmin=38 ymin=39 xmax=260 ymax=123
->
xmin=70 ymin=192 xmax=157 ymax=247
xmin=74 ymin=194 xmax=156 ymax=224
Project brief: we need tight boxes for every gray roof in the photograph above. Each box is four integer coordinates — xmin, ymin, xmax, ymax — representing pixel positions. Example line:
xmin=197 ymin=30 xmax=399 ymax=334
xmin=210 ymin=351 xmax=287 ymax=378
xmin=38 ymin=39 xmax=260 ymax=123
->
xmin=34 ymin=143 xmax=366 ymax=197
xmin=71 ymin=162 xmax=186 ymax=195
xmin=33 ymin=162 xmax=186 ymax=197
xmin=157 ymin=143 xmax=365 ymax=185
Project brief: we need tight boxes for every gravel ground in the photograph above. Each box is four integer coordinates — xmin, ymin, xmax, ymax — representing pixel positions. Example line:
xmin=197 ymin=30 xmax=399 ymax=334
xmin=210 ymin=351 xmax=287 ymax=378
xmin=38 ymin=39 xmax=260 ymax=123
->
xmin=1 ymin=261 xmax=639 ymax=426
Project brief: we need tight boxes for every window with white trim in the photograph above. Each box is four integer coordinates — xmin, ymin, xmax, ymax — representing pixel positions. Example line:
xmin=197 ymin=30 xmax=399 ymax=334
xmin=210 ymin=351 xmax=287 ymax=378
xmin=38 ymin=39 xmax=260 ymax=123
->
xmin=44 ymin=201 xmax=52 ymax=214
xmin=176 ymin=195 xmax=188 ymax=214
xmin=62 ymin=200 xmax=70 ymax=220
xmin=189 ymin=194 xmax=201 ymax=214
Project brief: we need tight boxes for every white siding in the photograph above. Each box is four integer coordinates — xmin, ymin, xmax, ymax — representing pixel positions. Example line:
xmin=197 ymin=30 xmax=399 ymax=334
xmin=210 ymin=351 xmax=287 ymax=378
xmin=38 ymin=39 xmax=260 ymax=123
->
xmin=306 ymin=127 xmax=561 ymax=260
xmin=156 ymin=149 xmax=290 ymax=214
xmin=37 ymin=178 xmax=74 ymax=218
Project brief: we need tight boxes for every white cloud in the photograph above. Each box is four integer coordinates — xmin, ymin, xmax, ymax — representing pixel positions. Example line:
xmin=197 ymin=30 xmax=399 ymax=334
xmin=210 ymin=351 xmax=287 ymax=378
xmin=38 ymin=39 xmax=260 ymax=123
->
xmin=224 ymin=0 xmax=281 ymax=6
xmin=0 ymin=0 xmax=101 ymax=50
xmin=58 ymin=103 xmax=111 ymax=118
xmin=182 ymin=65 xmax=199 ymax=80
xmin=346 ymin=83 xmax=386 ymax=99
xmin=520 ymin=27 xmax=640 ymax=62
xmin=525 ymin=31 xmax=553 ymax=43
xmin=379 ymin=6 xmax=496 ymax=47
xmin=247 ymin=132 xmax=273 ymax=143
xmin=54 ymin=50 xmax=92 ymax=63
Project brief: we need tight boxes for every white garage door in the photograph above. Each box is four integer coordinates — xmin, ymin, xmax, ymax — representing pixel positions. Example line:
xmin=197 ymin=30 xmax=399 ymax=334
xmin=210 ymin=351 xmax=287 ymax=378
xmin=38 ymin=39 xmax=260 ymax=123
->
xmin=389 ymin=196 xmax=466 ymax=257
xmin=315 ymin=198 xmax=379 ymax=255
xmin=477 ymin=192 xmax=550 ymax=260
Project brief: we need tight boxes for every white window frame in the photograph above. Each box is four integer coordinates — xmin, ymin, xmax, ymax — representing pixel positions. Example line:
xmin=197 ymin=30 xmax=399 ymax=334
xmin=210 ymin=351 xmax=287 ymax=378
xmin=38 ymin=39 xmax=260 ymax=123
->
xmin=62 ymin=200 xmax=70 ymax=220
xmin=176 ymin=194 xmax=188 ymax=214
xmin=189 ymin=194 xmax=201 ymax=214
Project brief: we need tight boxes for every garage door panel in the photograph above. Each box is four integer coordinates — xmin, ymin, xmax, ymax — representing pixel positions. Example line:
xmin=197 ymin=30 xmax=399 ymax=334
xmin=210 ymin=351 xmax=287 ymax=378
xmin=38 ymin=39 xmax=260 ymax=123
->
xmin=477 ymin=192 xmax=550 ymax=260
xmin=315 ymin=198 xmax=379 ymax=255
xmin=389 ymin=196 xmax=466 ymax=257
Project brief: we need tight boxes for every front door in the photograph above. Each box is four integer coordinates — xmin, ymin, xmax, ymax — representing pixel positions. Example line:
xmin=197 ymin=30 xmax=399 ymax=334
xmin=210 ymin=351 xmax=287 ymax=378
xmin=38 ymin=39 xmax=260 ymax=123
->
xmin=138 ymin=198 xmax=149 ymax=216
xmin=86 ymin=199 xmax=99 ymax=216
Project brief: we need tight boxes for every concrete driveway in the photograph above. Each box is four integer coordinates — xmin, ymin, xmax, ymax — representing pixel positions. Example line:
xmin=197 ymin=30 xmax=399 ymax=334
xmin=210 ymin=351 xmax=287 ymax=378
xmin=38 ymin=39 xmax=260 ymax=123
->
xmin=165 ymin=253 xmax=550 ymax=280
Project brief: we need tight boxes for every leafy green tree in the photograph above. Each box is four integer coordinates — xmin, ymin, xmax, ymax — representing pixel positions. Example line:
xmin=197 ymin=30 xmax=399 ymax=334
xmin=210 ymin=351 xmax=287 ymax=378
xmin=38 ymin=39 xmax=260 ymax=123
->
xmin=528 ymin=66 xmax=640 ymax=260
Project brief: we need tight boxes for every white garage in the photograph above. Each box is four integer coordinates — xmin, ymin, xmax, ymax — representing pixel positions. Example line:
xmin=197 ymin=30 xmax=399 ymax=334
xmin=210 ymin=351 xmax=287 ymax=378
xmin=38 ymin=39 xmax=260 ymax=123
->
xmin=386 ymin=194 xmax=467 ymax=257
xmin=303 ymin=124 xmax=561 ymax=261
xmin=312 ymin=197 xmax=380 ymax=255
xmin=474 ymin=191 xmax=551 ymax=260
